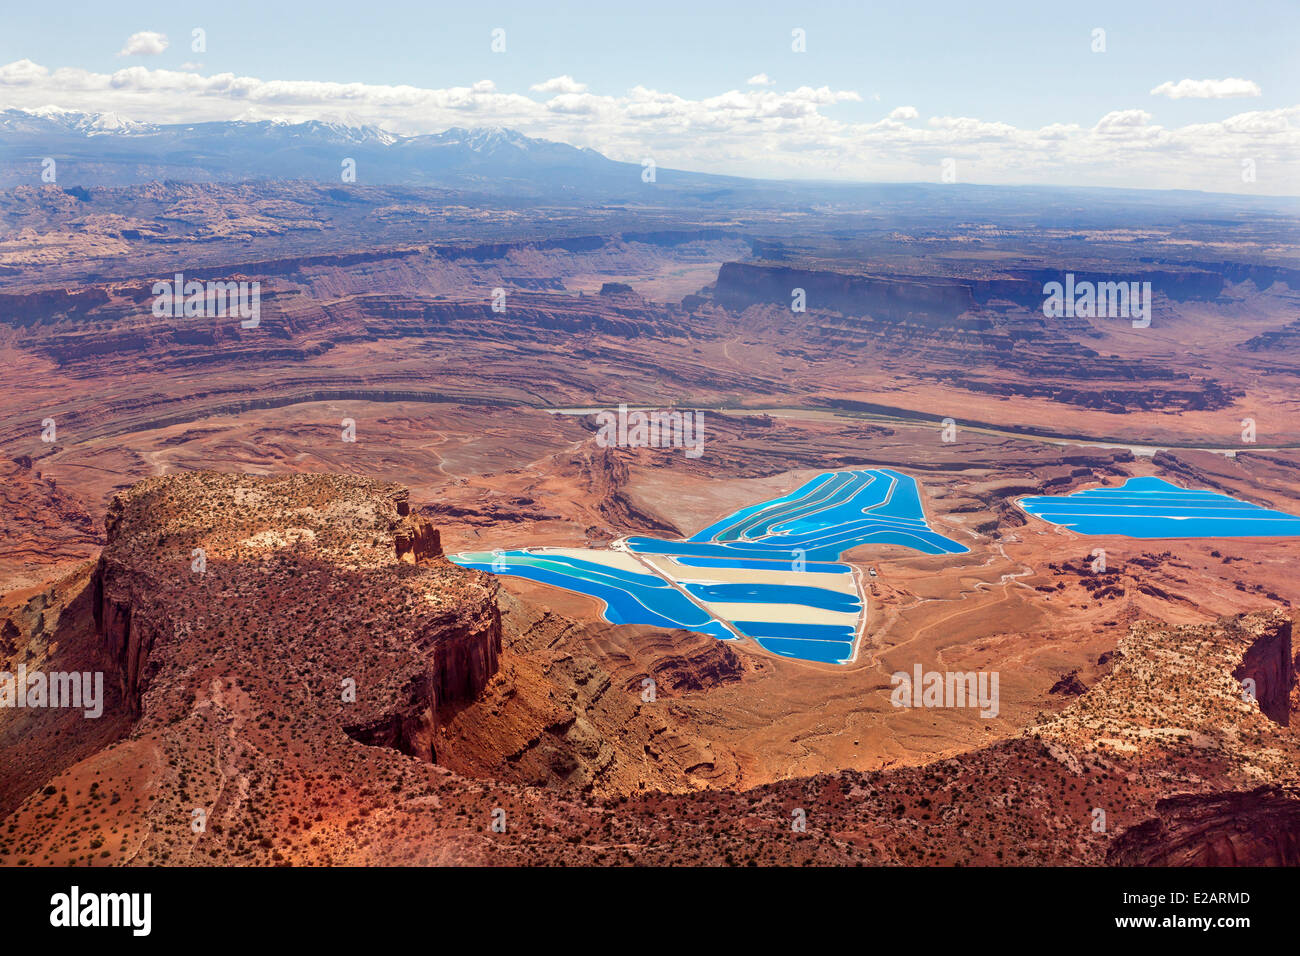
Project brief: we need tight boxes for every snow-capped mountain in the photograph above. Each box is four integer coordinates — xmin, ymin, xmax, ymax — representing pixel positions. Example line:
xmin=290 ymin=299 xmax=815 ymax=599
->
xmin=1 ymin=107 xmax=156 ymax=135
xmin=433 ymin=126 xmax=536 ymax=152
xmin=0 ymin=108 xmax=667 ymax=195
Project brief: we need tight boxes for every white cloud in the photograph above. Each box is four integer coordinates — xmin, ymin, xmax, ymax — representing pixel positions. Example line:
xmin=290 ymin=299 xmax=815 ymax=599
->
xmin=1151 ymin=77 xmax=1261 ymax=99
xmin=747 ymin=73 xmax=772 ymax=87
xmin=530 ymin=75 xmax=587 ymax=95
xmin=1034 ymin=123 xmax=1076 ymax=141
xmin=1094 ymin=108 xmax=1152 ymax=131
xmin=0 ymin=59 xmax=1296 ymax=193
xmin=929 ymin=115 xmax=1019 ymax=139
xmin=0 ymin=59 xmax=46 ymax=84
xmin=1219 ymin=109 xmax=1291 ymax=134
xmin=117 ymin=32 xmax=169 ymax=57
xmin=545 ymin=92 xmax=604 ymax=116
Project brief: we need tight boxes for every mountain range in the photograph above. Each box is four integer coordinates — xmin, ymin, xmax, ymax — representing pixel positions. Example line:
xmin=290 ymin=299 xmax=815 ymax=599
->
xmin=5 ymin=107 xmax=1299 ymax=215
xmin=0 ymin=107 xmax=719 ymax=196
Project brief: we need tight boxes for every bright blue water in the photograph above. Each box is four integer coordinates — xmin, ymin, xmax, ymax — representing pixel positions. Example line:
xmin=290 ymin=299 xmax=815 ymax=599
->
xmin=740 ymin=637 xmax=858 ymax=665
xmin=682 ymin=581 xmax=863 ymax=613
xmin=731 ymin=620 xmax=859 ymax=642
xmin=450 ymin=468 xmax=966 ymax=664
xmin=1020 ymin=476 xmax=1300 ymax=539
xmin=451 ymin=552 xmax=735 ymax=640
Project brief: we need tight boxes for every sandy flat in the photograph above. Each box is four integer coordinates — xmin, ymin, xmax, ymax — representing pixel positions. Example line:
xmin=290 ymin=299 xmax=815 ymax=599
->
xmin=536 ymin=547 xmax=651 ymax=574
xmin=703 ymin=601 xmax=859 ymax=628
xmin=643 ymin=555 xmax=858 ymax=594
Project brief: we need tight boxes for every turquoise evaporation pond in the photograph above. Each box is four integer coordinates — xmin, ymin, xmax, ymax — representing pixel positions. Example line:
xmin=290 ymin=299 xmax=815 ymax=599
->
xmin=1019 ymin=476 xmax=1300 ymax=538
xmin=449 ymin=468 xmax=967 ymax=665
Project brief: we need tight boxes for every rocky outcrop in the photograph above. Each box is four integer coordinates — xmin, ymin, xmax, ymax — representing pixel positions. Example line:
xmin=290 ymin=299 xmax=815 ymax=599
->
xmin=0 ymin=285 xmax=110 ymax=327
xmin=621 ymin=638 xmax=746 ymax=695
xmin=11 ymin=271 xmax=706 ymax=377
xmin=90 ymin=561 xmax=159 ymax=718
xmin=0 ymin=618 xmax=18 ymax=657
xmin=391 ymin=488 xmax=443 ymax=564
xmin=88 ymin=471 xmax=501 ymax=746
xmin=394 ymin=519 xmax=442 ymax=565
xmin=715 ymin=261 xmax=980 ymax=327
xmin=709 ymin=260 xmax=1239 ymax=413
xmin=570 ymin=445 xmax=682 ymax=536
xmin=343 ymin=599 xmax=502 ymax=763
xmin=0 ymin=457 xmax=102 ymax=592
xmin=1048 ymin=671 xmax=1088 ymax=695
xmin=716 ymin=262 xmax=1231 ymax=323
xmin=1233 ymin=615 xmax=1293 ymax=725
xmin=424 ymin=592 xmax=746 ymax=796
xmin=1107 ymin=786 xmax=1300 ymax=865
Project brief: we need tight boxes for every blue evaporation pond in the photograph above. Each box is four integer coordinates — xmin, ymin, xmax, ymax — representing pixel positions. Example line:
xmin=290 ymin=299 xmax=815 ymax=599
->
xmin=729 ymin=621 xmax=860 ymax=664
xmin=630 ymin=468 xmax=968 ymax=562
xmin=450 ymin=468 xmax=967 ymax=665
xmin=450 ymin=551 xmax=735 ymax=640
xmin=681 ymin=581 xmax=861 ymax=613
xmin=1019 ymin=476 xmax=1300 ymax=539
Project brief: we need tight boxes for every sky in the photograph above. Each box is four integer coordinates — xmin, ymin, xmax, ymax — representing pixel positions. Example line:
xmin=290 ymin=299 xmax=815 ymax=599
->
xmin=2 ymin=0 xmax=1298 ymax=193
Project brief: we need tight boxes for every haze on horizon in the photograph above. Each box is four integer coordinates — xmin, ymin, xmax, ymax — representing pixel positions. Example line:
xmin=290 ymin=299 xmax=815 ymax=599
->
xmin=1 ymin=0 xmax=1297 ymax=195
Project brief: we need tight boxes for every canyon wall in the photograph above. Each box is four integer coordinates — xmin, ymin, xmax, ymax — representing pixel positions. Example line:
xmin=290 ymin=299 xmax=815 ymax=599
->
xmin=1107 ymin=786 xmax=1300 ymax=865
xmin=714 ymin=261 xmax=981 ymax=326
xmin=1233 ymin=616 xmax=1294 ymax=725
